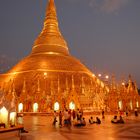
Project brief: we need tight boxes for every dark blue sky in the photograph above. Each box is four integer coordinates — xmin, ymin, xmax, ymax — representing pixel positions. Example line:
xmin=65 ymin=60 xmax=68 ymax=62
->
xmin=0 ymin=0 xmax=140 ymax=87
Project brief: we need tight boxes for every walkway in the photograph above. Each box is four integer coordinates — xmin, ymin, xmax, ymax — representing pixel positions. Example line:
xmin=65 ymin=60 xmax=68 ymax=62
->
xmin=1 ymin=115 xmax=140 ymax=140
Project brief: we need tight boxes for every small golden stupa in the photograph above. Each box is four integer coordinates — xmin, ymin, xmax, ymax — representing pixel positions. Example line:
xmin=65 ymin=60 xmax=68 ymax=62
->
xmin=0 ymin=0 xmax=108 ymax=112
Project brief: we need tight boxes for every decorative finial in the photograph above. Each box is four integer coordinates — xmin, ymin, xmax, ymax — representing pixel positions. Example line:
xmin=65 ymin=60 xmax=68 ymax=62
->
xmin=58 ymin=75 xmax=60 ymax=93
xmin=32 ymin=0 xmax=69 ymax=55
xmin=44 ymin=0 xmax=58 ymax=34
xmin=72 ymin=75 xmax=75 ymax=90
xmin=37 ymin=78 xmax=41 ymax=93
xmin=22 ymin=78 xmax=26 ymax=93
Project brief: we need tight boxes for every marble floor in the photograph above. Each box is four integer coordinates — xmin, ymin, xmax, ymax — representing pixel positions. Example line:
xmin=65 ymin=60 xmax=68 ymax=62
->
xmin=1 ymin=114 xmax=140 ymax=140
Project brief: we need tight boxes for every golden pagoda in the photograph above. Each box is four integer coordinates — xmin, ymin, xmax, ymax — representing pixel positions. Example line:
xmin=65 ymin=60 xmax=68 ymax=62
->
xmin=0 ymin=0 xmax=108 ymax=113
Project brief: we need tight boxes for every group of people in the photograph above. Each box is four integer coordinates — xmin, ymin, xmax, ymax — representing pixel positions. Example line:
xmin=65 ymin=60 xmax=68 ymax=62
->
xmin=118 ymin=107 xmax=139 ymax=117
xmin=89 ymin=116 xmax=101 ymax=124
xmin=53 ymin=108 xmax=140 ymax=127
xmin=111 ymin=115 xmax=124 ymax=124
xmin=53 ymin=108 xmax=86 ymax=127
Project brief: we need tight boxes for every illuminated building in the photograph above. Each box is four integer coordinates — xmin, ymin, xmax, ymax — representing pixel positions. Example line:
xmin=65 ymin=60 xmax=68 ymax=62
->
xmin=0 ymin=0 xmax=108 ymax=112
xmin=106 ymin=75 xmax=140 ymax=112
xmin=0 ymin=0 xmax=139 ymax=114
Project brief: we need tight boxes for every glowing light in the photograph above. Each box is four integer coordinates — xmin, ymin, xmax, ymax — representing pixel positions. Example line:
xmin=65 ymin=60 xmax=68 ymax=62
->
xmin=122 ymin=82 xmax=125 ymax=86
xmin=130 ymin=101 xmax=133 ymax=110
xmin=101 ymin=82 xmax=104 ymax=88
xmin=97 ymin=79 xmax=100 ymax=84
xmin=98 ymin=74 xmax=101 ymax=77
xmin=105 ymin=75 xmax=109 ymax=79
xmin=44 ymin=72 xmax=47 ymax=76
xmin=107 ymin=88 xmax=109 ymax=92
xmin=33 ymin=103 xmax=38 ymax=112
xmin=18 ymin=103 xmax=23 ymax=112
xmin=0 ymin=107 xmax=8 ymax=127
xmin=69 ymin=101 xmax=75 ymax=110
xmin=54 ymin=102 xmax=59 ymax=111
xmin=118 ymin=101 xmax=123 ymax=110
xmin=10 ymin=112 xmax=16 ymax=126
xmin=136 ymin=101 xmax=139 ymax=108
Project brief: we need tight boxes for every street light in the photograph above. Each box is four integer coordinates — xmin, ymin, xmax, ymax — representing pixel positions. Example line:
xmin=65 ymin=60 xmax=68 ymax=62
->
xmin=105 ymin=75 xmax=109 ymax=79
xmin=122 ymin=82 xmax=125 ymax=86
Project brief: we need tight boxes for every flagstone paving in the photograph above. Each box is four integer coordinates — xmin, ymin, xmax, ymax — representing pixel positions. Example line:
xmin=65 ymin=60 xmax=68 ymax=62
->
xmin=1 ymin=115 xmax=140 ymax=140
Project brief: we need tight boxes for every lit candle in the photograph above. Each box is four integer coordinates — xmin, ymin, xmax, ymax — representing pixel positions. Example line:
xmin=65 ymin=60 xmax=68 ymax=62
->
xmin=0 ymin=107 xmax=8 ymax=127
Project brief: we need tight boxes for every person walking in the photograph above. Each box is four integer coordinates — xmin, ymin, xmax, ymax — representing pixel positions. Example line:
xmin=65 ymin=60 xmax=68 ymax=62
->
xmin=53 ymin=111 xmax=57 ymax=125
xmin=102 ymin=110 xmax=105 ymax=119
xmin=135 ymin=108 xmax=138 ymax=117
xmin=59 ymin=111 xmax=63 ymax=127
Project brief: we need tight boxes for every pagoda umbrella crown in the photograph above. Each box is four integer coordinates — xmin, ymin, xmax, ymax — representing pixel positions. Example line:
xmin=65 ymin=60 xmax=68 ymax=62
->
xmin=32 ymin=0 xmax=69 ymax=55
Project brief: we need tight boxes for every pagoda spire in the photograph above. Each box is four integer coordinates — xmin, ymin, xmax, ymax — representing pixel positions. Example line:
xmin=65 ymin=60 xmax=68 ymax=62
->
xmin=50 ymin=80 xmax=54 ymax=96
xmin=44 ymin=0 xmax=59 ymax=35
xmin=37 ymin=78 xmax=41 ymax=93
xmin=81 ymin=76 xmax=85 ymax=94
xmin=8 ymin=79 xmax=12 ymax=94
xmin=12 ymin=79 xmax=16 ymax=93
xmin=58 ymin=76 xmax=60 ymax=93
xmin=66 ymin=77 xmax=69 ymax=91
xmin=22 ymin=78 xmax=26 ymax=93
xmin=72 ymin=75 xmax=75 ymax=90
xmin=111 ymin=75 xmax=116 ymax=91
xmin=32 ymin=0 xmax=69 ymax=55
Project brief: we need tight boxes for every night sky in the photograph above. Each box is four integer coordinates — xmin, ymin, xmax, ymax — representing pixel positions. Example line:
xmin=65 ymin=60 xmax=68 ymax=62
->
xmin=0 ymin=0 xmax=140 ymax=87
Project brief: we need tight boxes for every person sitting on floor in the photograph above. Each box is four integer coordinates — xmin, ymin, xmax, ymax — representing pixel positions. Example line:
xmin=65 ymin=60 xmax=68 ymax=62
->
xmin=89 ymin=116 xmax=95 ymax=124
xmin=81 ymin=117 xmax=86 ymax=126
xmin=73 ymin=118 xmax=82 ymax=127
xmin=111 ymin=115 xmax=118 ymax=124
xmin=95 ymin=117 xmax=101 ymax=124
xmin=117 ymin=116 xmax=124 ymax=124
xmin=73 ymin=117 xmax=86 ymax=127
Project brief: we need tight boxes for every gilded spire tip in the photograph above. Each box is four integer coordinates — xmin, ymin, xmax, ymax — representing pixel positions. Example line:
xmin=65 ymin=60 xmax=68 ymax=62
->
xmin=32 ymin=0 xmax=69 ymax=55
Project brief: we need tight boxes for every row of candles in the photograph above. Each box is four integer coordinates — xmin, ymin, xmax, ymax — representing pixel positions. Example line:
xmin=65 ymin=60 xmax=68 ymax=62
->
xmin=0 ymin=107 xmax=16 ymax=128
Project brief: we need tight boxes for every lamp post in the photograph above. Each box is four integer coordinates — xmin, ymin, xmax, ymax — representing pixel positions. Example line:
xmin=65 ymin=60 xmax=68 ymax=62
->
xmin=105 ymin=75 xmax=109 ymax=80
xmin=98 ymin=74 xmax=102 ymax=77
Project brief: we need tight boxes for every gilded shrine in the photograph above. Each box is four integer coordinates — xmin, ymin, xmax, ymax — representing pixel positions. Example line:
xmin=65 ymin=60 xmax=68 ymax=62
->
xmin=0 ymin=0 xmax=139 ymax=114
xmin=0 ymin=0 xmax=108 ymax=113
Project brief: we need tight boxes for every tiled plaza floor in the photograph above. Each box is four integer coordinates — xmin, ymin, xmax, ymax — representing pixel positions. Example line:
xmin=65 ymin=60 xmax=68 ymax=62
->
xmin=1 ymin=115 xmax=140 ymax=140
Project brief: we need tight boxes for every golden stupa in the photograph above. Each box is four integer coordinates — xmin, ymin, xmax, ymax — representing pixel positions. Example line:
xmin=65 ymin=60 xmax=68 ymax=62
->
xmin=0 ymin=0 xmax=108 ymax=112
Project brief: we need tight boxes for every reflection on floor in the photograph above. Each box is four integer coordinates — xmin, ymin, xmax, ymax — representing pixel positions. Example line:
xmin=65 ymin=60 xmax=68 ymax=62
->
xmin=1 ymin=115 xmax=140 ymax=140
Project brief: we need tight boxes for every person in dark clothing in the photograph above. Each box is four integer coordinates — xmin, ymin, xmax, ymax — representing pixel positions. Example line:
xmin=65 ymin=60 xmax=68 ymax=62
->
xmin=59 ymin=111 xmax=63 ymax=127
xmin=53 ymin=111 xmax=57 ymax=125
xmin=102 ymin=110 xmax=105 ymax=119
xmin=117 ymin=116 xmax=124 ymax=124
xmin=81 ymin=117 xmax=86 ymax=126
xmin=111 ymin=115 xmax=125 ymax=124
xmin=135 ymin=108 xmax=138 ymax=117
xmin=111 ymin=115 xmax=118 ymax=124
xmin=89 ymin=116 xmax=95 ymax=124
xmin=95 ymin=117 xmax=101 ymax=124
